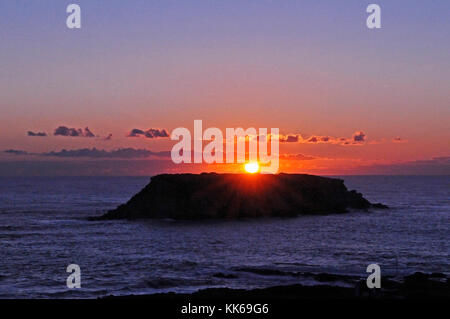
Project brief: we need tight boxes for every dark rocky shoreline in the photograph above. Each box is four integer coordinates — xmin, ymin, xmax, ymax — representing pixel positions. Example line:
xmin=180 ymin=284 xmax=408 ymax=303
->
xmin=104 ymin=272 xmax=449 ymax=299
xmin=93 ymin=173 xmax=387 ymax=220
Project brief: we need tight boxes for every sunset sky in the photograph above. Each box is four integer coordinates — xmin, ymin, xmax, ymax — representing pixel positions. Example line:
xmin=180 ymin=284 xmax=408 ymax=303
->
xmin=0 ymin=0 xmax=449 ymax=175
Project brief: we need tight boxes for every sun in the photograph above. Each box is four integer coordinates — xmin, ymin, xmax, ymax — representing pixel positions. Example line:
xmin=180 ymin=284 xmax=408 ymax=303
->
xmin=244 ymin=162 xmax=260 ymax=174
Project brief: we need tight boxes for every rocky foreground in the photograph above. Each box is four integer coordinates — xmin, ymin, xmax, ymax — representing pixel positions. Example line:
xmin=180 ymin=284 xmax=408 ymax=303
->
xmin=94 ymin=173 xmax=387 ymax=220
xmin=104 ymin=272 xmax=449 ymax=299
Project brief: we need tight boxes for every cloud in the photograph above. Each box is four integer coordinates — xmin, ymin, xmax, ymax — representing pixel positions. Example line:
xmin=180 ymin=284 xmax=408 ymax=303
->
xmin=145 ymin=128 xmax=169 ymax=138
xmin=42 ymin=148 xmax=170 ymax=159
xmin=84 ymin=127 xmax=95 ymax=138
xmin=280 ymin=153 xmax=316 ymax=161
xmin=308 ymin=136 xmax=318 ymax=143
xmin=127 ymin=129 xmax=145 ymax=137
xmin=279 ymin=134 xmax=302 ymax=143
xmin=54 ymin=126 xmax=82 ymax=137
xmin=353 ymin=157 xmax=450 ymax=175
xmin=278 ymin=131 xmax=367 ymax=145
xmin=54 ymin=126 xmax=96 ymax=138
xmin=352 ymin=131 xmax=366 ymax=143
xmin=127 ymin=128 xmax=169 ymax=139
xmin=4 ymin=149 xmax=28 ymax=155
xmin=27 ymin=131 xmax=47 ymax=137
xmin=392 ymin=137 xmax=407 ymax=143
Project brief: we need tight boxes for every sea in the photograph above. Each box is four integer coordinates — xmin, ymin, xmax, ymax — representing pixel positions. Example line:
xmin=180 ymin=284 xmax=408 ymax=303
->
xmin=0 ymin=176 xmax=448 ymax=298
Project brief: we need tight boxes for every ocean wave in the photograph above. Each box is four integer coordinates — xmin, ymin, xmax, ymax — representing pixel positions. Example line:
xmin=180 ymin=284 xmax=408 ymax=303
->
xmin=234 ymin=267 xmax=299 ymax=277
xmin=144 ymin=277 xmax=215 ymax=289
xmin=0 ymin=225 xmax=27 ymax=231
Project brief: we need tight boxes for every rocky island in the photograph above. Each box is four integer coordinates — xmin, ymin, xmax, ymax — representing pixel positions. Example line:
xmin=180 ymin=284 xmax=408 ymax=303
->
xmin=94 ymin=173 xmax=387 ymax=220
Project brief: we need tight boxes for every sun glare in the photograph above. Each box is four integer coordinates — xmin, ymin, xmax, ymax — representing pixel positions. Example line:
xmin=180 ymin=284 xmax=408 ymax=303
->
xmin=244 ymin=162 xmax=260 ymax=174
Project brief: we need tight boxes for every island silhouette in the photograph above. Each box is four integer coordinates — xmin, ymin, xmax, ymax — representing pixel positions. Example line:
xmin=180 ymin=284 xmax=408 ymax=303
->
xmin=94 ymin=173 xmax=387 ymax=220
